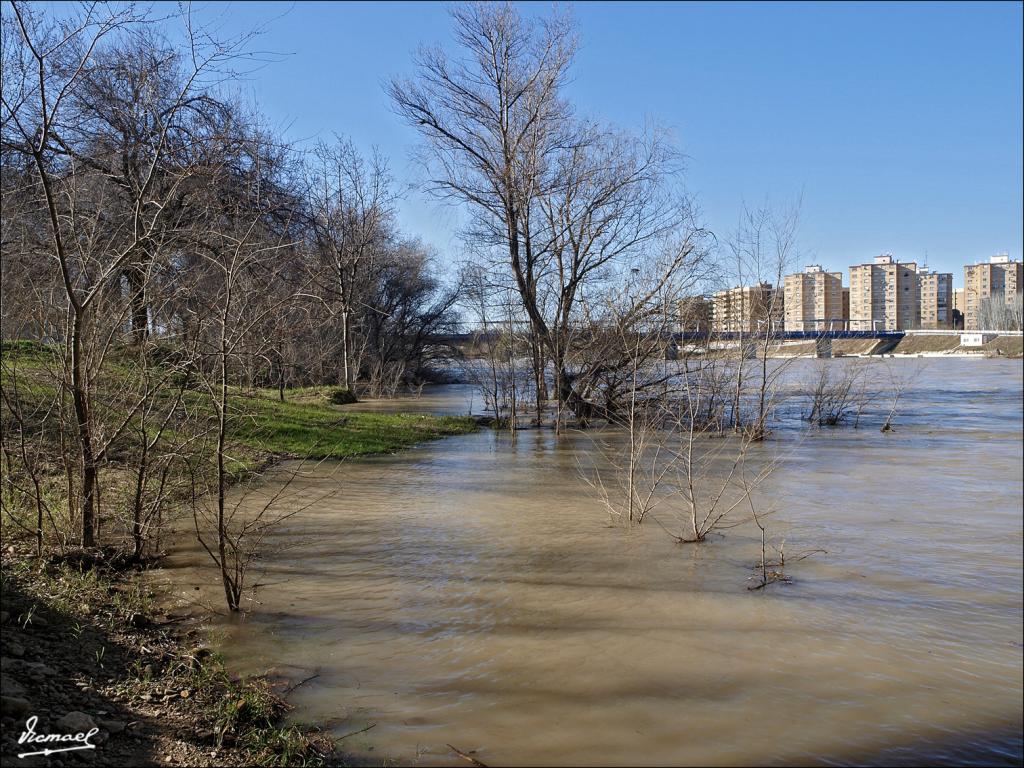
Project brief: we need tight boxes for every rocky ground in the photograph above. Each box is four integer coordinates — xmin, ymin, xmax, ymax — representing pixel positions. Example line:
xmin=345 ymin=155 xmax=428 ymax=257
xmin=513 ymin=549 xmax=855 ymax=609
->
xmin=0 ymin=549 xmax=331 ymax=767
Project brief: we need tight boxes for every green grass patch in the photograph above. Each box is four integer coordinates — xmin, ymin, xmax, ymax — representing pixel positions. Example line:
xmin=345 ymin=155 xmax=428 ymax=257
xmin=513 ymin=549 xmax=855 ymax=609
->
xmin=229 ymin=392 xmax=477 ymax=459
xmin=0 ymin=339 xmax=58 ymax=363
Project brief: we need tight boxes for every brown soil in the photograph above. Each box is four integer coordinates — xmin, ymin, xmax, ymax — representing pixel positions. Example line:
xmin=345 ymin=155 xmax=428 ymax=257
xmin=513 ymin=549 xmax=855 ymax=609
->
xmin=983 ymin=336 xmax=1024 ymax=358
xmin=891 ymin=335 xmax=962 ymax=355
xmin=0 ymin=550 xmax=331 ymax=767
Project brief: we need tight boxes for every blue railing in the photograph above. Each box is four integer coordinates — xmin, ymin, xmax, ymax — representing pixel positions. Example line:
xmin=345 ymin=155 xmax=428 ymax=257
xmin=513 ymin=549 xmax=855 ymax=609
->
xmin=674 ymin=329 xmax=905 ymax=341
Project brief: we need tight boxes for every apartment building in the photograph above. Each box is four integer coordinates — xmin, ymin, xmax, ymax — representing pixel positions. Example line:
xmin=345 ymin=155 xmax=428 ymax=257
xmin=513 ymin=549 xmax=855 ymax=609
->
xmin=848 ymin=254 xmax=918 ymax=331
xmin=782 ymin=265 xmax=845 ymax=331
xmin=916 ymin=270 xmax=954 ymax=329
xmin=712 ymin=283 xmax=782 ymax=334
xmin=962 ymin=254 xmax=1023 ymax=330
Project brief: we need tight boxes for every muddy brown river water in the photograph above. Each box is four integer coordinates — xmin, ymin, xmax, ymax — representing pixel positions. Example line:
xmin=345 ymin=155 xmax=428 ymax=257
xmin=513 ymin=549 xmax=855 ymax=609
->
xmin=159 ymin=358 xmax=1023 ymax=766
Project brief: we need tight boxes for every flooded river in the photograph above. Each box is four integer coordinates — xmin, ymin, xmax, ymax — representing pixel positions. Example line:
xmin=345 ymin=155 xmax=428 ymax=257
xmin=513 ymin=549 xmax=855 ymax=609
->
xmin=159 ymin=358 xmax=1023 ymax=766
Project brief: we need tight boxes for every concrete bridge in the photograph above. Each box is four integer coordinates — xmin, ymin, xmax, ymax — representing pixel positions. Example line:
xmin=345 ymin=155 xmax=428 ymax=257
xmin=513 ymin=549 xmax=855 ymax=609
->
xmin=431 ymin=329 xmax=906 ymax=359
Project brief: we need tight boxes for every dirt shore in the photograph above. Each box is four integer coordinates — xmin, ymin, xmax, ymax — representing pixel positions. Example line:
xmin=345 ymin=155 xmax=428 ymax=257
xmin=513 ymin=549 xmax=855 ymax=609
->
xmin=0 ymin=548 xmax=332 ymax=767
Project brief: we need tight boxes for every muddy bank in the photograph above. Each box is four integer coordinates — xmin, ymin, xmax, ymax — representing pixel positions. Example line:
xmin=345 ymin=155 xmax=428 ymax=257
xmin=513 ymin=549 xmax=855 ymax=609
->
xmin=0 ymin=549 xmax=332 ymax=767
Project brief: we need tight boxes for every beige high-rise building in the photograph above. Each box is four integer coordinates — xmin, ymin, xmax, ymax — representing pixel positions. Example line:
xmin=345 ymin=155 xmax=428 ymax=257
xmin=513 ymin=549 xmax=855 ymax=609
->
xmin=963 ymin=254 xmax=1023 ymax=330
xmin=783 ymin=265 xmax=844 ymax=331
xmin=916 ymin=270 xmax=954 ymax=329
xmin=712 ymin=283 xmax=781 ymax=334
xmin=848 ymin=254 xmax=918 ymax=331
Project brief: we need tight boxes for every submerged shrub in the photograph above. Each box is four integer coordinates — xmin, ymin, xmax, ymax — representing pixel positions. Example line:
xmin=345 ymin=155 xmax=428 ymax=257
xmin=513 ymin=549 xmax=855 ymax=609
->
xmin=329 ymin=388 xmax=358 ymax=405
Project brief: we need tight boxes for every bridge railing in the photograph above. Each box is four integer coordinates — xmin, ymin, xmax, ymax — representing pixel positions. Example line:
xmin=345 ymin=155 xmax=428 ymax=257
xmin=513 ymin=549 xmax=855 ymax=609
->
xmin=672 ymin=329 xmax=905 ymax=342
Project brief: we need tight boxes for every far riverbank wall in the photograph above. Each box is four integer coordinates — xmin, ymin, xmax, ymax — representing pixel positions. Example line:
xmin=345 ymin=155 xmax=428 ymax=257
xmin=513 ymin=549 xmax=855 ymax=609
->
xmin=769 ymin=332 xmax=1022 ymax=358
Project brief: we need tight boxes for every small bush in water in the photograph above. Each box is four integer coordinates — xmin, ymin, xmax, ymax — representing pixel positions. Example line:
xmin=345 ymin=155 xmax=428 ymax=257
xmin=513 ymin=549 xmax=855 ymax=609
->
xmin=330 ymin=388 xmax=358 ymax=405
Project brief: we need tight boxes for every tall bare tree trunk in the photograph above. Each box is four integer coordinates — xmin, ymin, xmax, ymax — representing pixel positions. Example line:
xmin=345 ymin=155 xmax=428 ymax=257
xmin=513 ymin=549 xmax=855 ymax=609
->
xmin=217 ymin=293 xmax=237 ymax=611
xmin=70 ymin=299 xmax=97 ymax=548
xmin=341 ymin=307 xmax=351 ymax=390
xmin=131 ymin=438 xmax=148 ymax=558
xmin=126 ymin=263 xmax=149 ymax=343
xmin=277 ymin=329 xmax=286 ymax=402
xmin=531 ymin=330 xmax=546 ymax=426
xmin=507 ymin=301 xmax=517 ymax=437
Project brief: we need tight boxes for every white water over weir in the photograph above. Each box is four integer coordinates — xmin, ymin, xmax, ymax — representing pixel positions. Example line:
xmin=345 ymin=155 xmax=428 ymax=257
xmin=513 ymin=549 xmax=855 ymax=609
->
xmin=159 ymin=359 xmax=1024 ymax=766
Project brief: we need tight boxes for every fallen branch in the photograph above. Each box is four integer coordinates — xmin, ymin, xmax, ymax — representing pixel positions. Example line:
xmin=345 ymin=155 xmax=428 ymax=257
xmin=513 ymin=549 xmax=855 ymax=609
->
xmin=283 ymin=673 xmax=319 ymax=697
xmin=447 ymin=743 xmax=488 ymax=767
xmin=336 ymin=723 xmax=377 ymax=741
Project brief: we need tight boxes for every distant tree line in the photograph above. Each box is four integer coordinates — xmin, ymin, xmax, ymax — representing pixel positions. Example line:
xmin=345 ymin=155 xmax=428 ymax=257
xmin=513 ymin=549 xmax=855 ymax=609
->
xmin=1 ymin=3 xmax=459 ymax=398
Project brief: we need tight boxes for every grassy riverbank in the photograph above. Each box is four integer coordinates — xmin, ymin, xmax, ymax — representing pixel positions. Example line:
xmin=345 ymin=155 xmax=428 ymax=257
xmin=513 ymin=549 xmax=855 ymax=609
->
xmin=1 ymin=340 xmax=477 ymax=539
xmin=230 ymin=391 xmax=477 ymax=461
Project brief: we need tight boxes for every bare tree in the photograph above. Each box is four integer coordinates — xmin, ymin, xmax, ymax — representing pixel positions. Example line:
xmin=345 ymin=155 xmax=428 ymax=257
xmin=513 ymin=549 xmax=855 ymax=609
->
xmin=460 ymin=265 xmax=504 ymax=421
xmin=723 ymin=200 xmax=801 ymax=440
xmin=458 ymin=264 xmax=531 ymax=428
xmin=0 ymin=348 xmax=66 ymax=555
xmin=360 ymin=238 xmax=461 ymax=397
xmin=1 ymin=1 xmax=252 ymax=546
xmin=880 ymin=359 xmax=926 ymax=433
xmin=803 ymin=359 xmax=879 ymax=427
xmin=580 ymin=351 xmax=782 ymax=546
xmin=977 ymin=294 xmax=1024 ymax=332
xmin=393 ymin=5 xmax=714 ymax=425
xmin=389 ymin=3 xmax=572 ymax=416
xmin=188 ymin=454 xmax=326 ymax=613
xmin=306 ymin=137 xmax=395 ymax=394
xmin=578 ymin=294 xmax=679 ymax=525
xmin=183 ymin=147 xmax=306 ymax=607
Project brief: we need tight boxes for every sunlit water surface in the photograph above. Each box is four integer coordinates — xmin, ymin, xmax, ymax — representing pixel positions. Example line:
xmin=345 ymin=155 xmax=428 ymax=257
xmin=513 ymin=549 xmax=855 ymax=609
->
xmin=158 ymin=358 xmax=1023 ymax=766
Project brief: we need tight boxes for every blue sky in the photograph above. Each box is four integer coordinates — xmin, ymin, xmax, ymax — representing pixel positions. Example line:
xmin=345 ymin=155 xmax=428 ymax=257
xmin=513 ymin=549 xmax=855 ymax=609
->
xmin=191 ymin=1 xmax=1022 ymax=286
